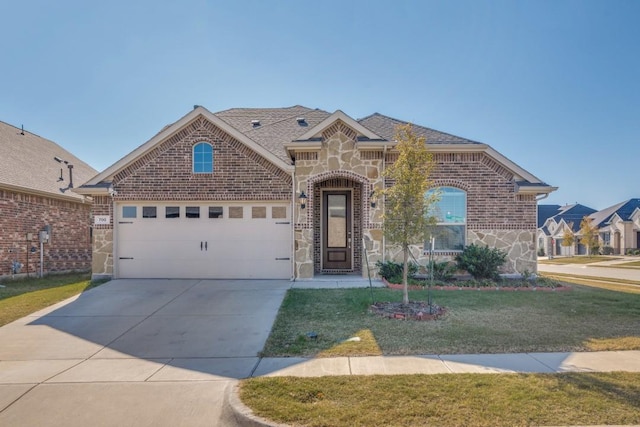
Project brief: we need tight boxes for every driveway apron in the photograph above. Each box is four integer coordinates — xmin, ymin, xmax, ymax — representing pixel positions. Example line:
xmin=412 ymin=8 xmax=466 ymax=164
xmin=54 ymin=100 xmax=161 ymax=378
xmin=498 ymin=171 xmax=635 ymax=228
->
xmin=0 ymin=279 xmax=290 ymax=427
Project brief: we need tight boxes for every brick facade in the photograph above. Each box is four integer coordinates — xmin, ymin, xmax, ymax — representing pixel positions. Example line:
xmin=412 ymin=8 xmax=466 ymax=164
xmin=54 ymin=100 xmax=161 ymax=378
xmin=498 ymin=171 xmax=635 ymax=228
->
xmin=89 ymin=116 xmax=293 ymax=278
xmin=113 ymin=117 xmax=291 ymax=201
xmin=0 ymin=189 xmax=92 ymax=277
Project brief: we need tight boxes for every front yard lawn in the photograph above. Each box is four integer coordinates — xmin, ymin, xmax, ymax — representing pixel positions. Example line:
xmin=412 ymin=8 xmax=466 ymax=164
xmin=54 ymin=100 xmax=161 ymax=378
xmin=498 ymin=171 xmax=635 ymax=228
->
xmin=241 ymin=372 xmax=640 ymax=427
xmin=261 ymin=285 xmax=640 ymax=356
xmin=0 ymin=273 xmax=103 ymax=326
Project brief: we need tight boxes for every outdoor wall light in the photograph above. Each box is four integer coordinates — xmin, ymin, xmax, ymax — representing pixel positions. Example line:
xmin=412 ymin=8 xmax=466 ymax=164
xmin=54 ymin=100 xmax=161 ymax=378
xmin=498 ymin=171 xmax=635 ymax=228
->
xmin=370 ymin=190 xmax=377 ymax=208
xmin=298 ymin=191 xmax=308 ymax=209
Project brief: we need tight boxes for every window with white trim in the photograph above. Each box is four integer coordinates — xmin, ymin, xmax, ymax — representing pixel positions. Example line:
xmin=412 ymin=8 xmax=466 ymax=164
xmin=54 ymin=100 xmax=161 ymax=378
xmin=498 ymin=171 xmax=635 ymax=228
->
xmin=425 ymin=187 xmax=466 ymax=251
xmin=193 ymin=142 xmax=213 ymax=173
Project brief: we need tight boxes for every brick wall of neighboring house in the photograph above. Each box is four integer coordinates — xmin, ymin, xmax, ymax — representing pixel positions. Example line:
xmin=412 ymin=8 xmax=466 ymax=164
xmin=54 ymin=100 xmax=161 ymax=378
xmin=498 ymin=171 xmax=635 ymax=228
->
xmin=0 ymin=189 xmax=92 ymax=277
xmin=112 ymin=117 xmax=292 ymax=200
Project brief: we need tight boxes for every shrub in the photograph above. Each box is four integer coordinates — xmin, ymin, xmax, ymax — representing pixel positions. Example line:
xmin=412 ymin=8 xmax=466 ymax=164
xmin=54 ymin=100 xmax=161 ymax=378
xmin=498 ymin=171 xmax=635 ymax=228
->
xmin=455 ymin=244 xmax=507 ymax=280
xmin=537 ymin=247 xmax=545 ymax=257
xmin=375 ymin=260 xmax=418 ymax=283
xmin=601 ymin=246 xmax=614 ymax=255
xmin=425 ymin=260 xmax=457 ymax=282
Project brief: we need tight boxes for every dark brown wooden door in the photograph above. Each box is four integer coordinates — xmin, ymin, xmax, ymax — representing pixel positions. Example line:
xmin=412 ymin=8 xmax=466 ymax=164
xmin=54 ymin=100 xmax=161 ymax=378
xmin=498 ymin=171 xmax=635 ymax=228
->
xmin=322 ymin=191 xmax=352 ymax=270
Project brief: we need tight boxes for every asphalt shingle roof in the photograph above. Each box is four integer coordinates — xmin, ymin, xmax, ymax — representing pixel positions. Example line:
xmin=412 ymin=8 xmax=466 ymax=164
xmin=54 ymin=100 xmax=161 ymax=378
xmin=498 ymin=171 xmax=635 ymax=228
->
xmin=214 ymin=106 xmax=331 ymax=162
xmin=213 ymin=108 xmax=482 ymax=162
xmin=537 ymin=204 xmax=597 ymax=231
xmin=0 ymin=121 xmax=97 ymax=201
xmin=357 ymin=113 xmax=481 ymax=144
xmin=590 ymin=199 xmax=640 ymax=227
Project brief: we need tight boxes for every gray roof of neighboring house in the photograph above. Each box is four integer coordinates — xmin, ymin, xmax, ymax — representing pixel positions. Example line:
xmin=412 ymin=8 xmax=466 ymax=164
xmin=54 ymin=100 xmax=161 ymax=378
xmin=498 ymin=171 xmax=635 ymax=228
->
xmin=590 ymin=199 xmax=640 ymax=227
xmin=538 ymin=204 xmax=561 ymax=228
xmin=538 ymin=203 xmax=597 ymax=231
xmin=0 ymin=120 xmax=97 ymax=201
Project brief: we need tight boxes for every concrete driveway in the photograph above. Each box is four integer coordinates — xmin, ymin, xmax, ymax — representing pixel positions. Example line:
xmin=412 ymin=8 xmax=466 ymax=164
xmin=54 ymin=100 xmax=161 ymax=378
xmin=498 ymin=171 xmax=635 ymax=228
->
xmin=0 ymin=278 xmax=291 ymax=427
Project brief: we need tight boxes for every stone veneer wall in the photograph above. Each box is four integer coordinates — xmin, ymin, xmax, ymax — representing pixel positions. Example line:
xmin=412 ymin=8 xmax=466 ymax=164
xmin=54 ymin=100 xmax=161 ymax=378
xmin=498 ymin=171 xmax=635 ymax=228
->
xmin=294 ymin=124 xmax=383 ymax=279
xmin=0 ymin=189 xmax=92 ymax=277
xmin=88 ymin=115 xmax=293 ymax=278
xmin=91 ymin=195 xmax=113 ymax=279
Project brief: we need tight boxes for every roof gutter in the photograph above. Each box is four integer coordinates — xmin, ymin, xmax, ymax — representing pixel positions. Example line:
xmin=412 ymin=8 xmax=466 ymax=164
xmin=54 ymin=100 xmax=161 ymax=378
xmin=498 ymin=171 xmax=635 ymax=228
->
xmin=1 ymin=183 xmax=92 ymax=204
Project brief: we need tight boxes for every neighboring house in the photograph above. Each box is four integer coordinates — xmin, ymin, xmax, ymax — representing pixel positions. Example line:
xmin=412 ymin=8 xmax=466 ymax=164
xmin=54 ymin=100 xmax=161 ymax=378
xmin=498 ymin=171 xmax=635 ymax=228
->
xmin=0 ymin=121 xmax=97 ymax=277
xmin=537 ymin=204 xmax=597 ymax=257
xmin=75 ymin=106 xmax=556 ymax=280
xmin=588 ymin=199 xmax=640 ymax=255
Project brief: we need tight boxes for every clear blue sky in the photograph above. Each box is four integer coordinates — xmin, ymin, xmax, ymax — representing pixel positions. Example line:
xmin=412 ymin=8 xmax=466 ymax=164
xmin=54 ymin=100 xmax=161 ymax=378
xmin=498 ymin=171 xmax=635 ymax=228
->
xmin=2 ymin=0 xmax=638 ymax=210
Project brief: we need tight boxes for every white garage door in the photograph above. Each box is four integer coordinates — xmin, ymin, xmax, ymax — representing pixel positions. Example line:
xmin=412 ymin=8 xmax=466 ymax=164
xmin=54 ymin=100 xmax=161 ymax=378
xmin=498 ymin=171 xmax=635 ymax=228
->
xmin=115 ymin=202 xmax=291 ymax=279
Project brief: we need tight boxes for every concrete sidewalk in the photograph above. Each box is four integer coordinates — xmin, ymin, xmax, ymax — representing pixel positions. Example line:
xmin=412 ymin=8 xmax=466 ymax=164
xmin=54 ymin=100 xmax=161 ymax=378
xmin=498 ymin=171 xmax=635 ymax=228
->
xmin=225 ymin=350 xmax=640 ymax=426
xmin=251 ymin=350 xmax=640 ymax=377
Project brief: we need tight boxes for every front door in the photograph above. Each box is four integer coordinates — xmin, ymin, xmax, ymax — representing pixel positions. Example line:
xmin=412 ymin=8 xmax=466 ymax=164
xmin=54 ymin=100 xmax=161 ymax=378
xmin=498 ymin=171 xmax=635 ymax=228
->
xmin=322 ymin=191 xmax=352 ymax=270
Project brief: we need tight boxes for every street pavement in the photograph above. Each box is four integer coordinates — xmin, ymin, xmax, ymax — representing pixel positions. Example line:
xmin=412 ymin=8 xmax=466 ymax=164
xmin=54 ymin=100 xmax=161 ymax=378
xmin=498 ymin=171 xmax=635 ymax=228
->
xmin=538 ymin=256 xmax=640 ymax=282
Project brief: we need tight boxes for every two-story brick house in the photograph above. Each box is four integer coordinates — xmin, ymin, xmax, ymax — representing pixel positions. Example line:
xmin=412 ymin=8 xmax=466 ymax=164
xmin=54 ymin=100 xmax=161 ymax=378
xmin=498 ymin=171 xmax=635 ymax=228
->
xmin=76 ymin=106 xmax=556 ymax=280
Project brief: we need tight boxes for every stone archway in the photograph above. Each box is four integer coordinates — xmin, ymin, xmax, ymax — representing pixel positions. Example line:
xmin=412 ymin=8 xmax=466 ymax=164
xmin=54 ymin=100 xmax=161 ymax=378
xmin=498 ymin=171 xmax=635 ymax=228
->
xmin=306 ymin=171 xmax=373 ymax=275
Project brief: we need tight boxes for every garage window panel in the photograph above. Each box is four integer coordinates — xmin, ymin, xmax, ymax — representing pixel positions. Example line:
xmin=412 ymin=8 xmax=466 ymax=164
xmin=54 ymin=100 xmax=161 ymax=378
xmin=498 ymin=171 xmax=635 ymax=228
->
xmin=142 ymin=206 xmax=157 ymax=218
xmin=252 ymin=206 xmax=267 ymax=219
xmin=209 ymin=206 xmax=223 ymax=218
xmin=272 ymin=206 xmax=287 ymax=219
xmin=229 ymin=206 xmax=243 ymax=218
xmin=122 ymin=206 xmax=137 ymax=218
xmin=166 ymin=206 xmax=180 ymax=218
xmin=186 ymin=206 xmax=200 ymax=218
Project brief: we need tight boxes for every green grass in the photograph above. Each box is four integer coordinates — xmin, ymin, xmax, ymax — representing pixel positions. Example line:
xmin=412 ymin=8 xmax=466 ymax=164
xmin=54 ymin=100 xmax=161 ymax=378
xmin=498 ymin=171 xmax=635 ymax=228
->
xmin=0 ymin=273 xmax=104 ymax=326
xmin=614 ymin=261 xmax=640 ymax=267
xmin=240 ymin=372 xmax=640 ymax=427
xmin=261 ymin=285 xmax=640 ymax=356
xmin=538 ymin=255 xmax=619 ymax=265
xmin=540 ymin=272 xmax=640 ymax=294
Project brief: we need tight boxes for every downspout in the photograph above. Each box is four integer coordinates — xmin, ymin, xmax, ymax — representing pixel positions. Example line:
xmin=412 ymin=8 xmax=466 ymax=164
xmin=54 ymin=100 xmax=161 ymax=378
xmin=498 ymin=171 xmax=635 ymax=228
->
xmin=291 ymin=160 xmax=296 ymax=282
xmin=111 ymin=192 xmax=117 ymax=279
xmin=382 ymin=144 xmax=388 ymax=262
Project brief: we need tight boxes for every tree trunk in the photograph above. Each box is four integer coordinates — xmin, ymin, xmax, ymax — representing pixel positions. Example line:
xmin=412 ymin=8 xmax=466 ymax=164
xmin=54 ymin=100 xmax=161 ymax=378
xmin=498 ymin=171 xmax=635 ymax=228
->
xmin=402 ymin=245 xmax=409 ymax=304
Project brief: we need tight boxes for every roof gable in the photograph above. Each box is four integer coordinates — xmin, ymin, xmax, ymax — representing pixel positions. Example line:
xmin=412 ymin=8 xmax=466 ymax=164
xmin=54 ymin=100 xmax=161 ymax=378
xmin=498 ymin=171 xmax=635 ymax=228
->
xmin=0 ymin=120 xmax=97 ymax=201
xmin=295 ymin=110 xmax=384 ymax=141
xmin=82 ymin=106 xmax=294 ymax=188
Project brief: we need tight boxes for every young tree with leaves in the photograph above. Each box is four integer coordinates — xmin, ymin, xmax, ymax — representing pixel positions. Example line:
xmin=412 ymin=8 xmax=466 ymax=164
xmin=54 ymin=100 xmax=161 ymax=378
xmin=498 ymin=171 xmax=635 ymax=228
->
xmin=561 ymin=224 xmax=575 ymax=256
xmin=381 ymin=124 xmax=439 ymax=304
xmin=579 ymin=216 xmax=599 ymax=257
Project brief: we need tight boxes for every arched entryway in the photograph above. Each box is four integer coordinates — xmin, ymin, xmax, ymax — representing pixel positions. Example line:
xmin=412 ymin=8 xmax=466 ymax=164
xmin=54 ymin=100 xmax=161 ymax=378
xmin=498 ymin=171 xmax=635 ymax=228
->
xmin=306 ymin=171 xmax=373 ymax=275
xmin=313 ymin=178 xmax=362 ymax=274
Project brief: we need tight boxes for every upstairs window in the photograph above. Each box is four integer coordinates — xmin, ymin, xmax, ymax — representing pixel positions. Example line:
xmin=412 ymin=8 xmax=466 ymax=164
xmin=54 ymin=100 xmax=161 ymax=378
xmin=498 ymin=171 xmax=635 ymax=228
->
xmin=193 ymin=142 xmax=213 ymax=173
xmin=425 ymin=187 xmax=466 ymax=251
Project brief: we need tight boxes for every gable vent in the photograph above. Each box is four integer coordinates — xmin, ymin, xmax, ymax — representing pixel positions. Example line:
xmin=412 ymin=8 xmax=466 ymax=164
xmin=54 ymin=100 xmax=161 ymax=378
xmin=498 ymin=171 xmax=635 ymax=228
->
xmin=251 ymin=119 xmax=261 ymax=127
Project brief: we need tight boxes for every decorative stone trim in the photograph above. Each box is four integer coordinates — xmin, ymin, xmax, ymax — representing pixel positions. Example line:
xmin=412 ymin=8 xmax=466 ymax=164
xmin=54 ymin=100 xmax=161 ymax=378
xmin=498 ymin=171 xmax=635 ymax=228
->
xmin=296 ymin=152 xmax=318 ymax=161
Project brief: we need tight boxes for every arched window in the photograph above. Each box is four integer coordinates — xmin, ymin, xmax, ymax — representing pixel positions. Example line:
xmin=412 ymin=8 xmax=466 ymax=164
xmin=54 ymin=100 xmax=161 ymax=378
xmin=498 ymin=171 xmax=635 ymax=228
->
xmin=193 ymin=142 xmax=213 ymax=173
xmin=425 ymin=186 xmax=466 ymax=251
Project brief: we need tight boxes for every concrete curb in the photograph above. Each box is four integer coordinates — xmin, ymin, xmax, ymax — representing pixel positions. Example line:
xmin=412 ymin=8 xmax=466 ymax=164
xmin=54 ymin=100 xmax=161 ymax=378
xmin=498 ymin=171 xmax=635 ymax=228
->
xmin=222 ymin=382 xmax=288 ymax=427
